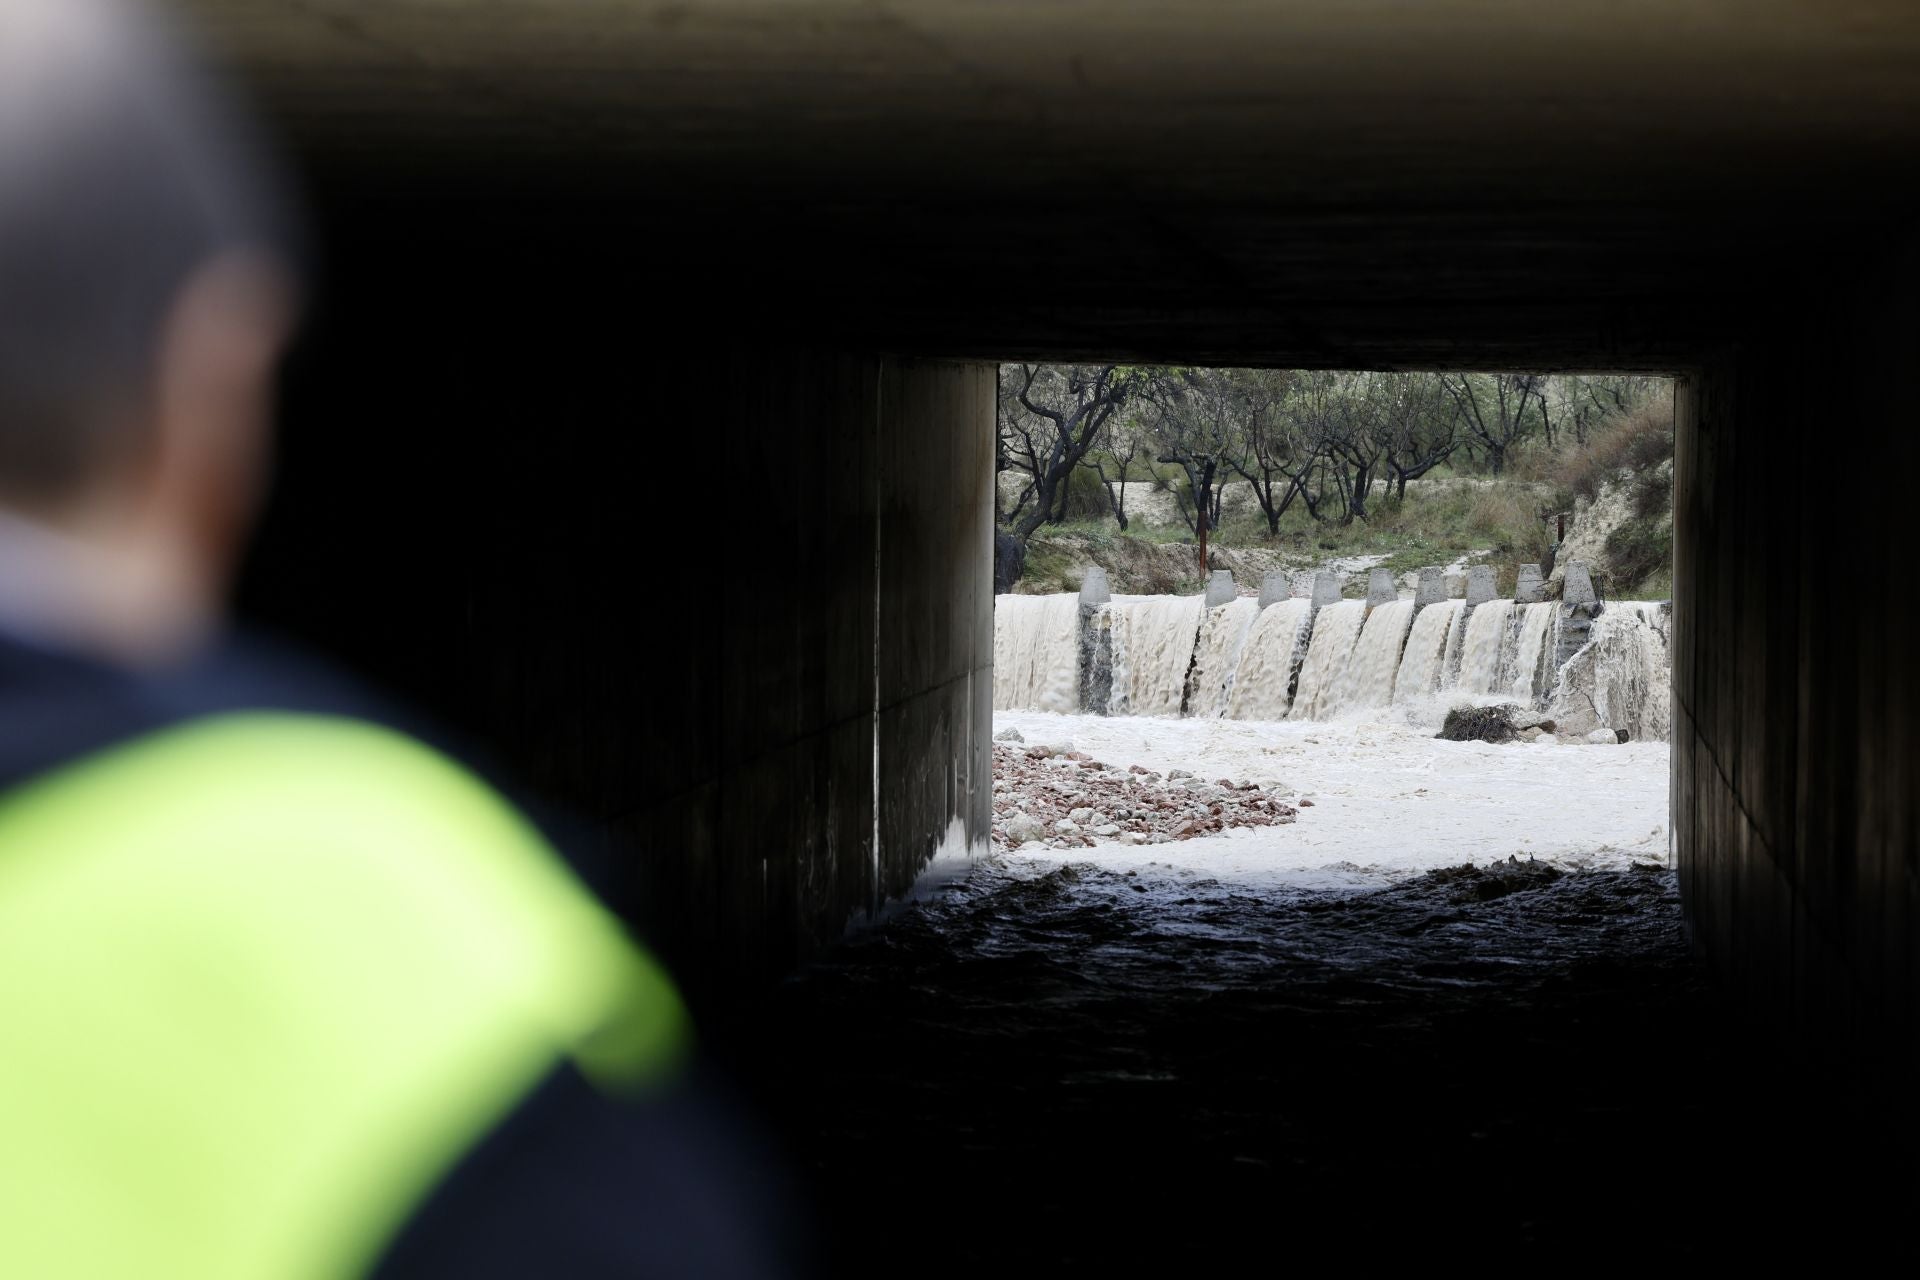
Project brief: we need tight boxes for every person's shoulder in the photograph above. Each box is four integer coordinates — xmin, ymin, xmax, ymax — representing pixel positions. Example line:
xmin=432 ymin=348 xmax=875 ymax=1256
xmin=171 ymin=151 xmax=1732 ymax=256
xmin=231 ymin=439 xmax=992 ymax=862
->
xmin=0 ymin=623 xmax=413 ymax=790
xmin=159 ymin=627 xmax=427 ymax=736
xmin=180 ymin=629 xmax=630 ymax=905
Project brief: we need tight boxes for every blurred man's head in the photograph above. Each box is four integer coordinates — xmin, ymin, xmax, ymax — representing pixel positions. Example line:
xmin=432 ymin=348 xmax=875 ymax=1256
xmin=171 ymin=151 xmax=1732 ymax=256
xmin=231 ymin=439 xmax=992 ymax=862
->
xmin=0 ymin=0 xmax=299 ymax=660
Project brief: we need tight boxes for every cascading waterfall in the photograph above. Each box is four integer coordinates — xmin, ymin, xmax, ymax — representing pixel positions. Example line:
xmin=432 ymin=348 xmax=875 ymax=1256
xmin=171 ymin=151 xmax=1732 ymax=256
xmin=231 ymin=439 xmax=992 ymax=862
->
xmin=1505 ymin=602 xmax=1560 ymax=703
xmin=1185 ymin=597 xmax=1261 ymax=718
xmin=1617 ymin=600 xmax=1671 ymax=647
xmin=1323 ymin=600 xmax=1416 ymax=718
xmin=993 ymin=577 xmax=1673 ymax=739
xmin=1224 ymin=598 xmax=1312 ymax=721
xmin=1550 ymin=605 xmax=1672 ymax=742
xmin=1393 ymin=599 xmax=1465 ymax=703
xmin=1105 ymin=595 xmax=1205 ymax=717
xmin=1455 ymin=599 xmax=1516 ymax=695
xmin=991 ymin=593 xmax=1082 ymax=712
xmin=1288 ymin=599 xmax=1368 ymax=720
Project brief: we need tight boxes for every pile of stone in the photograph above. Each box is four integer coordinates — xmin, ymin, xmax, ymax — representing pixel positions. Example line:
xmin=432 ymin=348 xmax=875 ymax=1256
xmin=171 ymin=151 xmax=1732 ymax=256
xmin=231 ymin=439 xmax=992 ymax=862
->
xmin=989 ymin=732 xmax=1297 ymax=852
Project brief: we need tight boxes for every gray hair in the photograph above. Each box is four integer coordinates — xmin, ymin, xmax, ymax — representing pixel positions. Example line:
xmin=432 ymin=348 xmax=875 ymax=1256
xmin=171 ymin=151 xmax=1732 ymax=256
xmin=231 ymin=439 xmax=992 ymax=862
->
xmin=0 ymin=0 xmax=299 ymax=501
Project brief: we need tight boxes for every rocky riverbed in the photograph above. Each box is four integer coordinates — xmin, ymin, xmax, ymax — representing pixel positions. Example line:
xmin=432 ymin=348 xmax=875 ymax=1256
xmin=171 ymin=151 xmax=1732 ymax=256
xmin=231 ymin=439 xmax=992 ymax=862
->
xmin=989 ymin=733 xmax=1299 ymax=851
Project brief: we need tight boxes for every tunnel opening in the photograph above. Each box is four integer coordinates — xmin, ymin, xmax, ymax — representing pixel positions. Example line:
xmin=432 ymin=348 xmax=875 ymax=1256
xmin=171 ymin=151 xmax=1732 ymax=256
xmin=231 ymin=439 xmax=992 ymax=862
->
xmin=987 ymin=364 xmax=1676 ymax=885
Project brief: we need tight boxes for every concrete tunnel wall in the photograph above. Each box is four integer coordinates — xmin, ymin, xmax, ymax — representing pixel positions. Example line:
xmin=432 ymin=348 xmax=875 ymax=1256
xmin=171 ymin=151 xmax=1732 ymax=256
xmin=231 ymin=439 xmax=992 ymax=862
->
xmin=1674 ymin=230 xmax=1919 ymax=1060
xmin=239 ymin=229 xmax=994 ymax=1002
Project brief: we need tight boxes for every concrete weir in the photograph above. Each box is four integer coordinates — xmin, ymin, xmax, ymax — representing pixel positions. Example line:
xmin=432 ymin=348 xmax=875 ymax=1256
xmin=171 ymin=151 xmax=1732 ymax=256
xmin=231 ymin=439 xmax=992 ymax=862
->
xmin=1039 ymin=558 xmax=1659 ymax=730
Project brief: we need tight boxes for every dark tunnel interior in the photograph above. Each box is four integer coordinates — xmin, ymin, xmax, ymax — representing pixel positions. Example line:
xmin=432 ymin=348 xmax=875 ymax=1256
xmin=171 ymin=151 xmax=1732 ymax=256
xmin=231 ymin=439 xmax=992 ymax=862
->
xmin=175 ymin=1 xmax=1920 ymax=1268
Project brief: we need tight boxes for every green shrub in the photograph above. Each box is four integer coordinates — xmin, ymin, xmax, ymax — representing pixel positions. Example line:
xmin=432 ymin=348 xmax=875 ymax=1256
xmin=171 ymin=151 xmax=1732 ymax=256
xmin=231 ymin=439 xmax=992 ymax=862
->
xmin=1632 ymin=460 xmax=1673 ymax=519
xmin=1059 ymin=464 xmax=1113 ymax=521
xmin=1555 ymin=401 xmax=1674 ymax=505
xmin=1015 ymin=542 xmax=1074 ymax=594
xmin=1466 ymin=486 xmax=1533 ymax=543
xmin=1604 ymin=514 xmax=1671 ymax=596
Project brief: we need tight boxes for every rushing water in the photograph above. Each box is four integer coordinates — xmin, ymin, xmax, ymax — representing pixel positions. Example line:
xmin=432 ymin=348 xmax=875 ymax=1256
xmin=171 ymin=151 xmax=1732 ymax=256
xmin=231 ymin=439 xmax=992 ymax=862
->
xmin=992 ymin=593 xmax=1081 ymax=712
xmin=1456 ymin=599 xmax=1516 ymax=695
xmin=1224 ymin=598 xmax=1312 ymax=721
xmin=1324 ymin=600 xmax=1415 ymax=718
xmin=1185 ymin=598 xmax=1261 ymax=718
xmin=1551 ymin=603 xmax=1672 ymax=742
xmin=1289 ymin=599 xmax=1367 ymax=720
xmin=1106 ymin=596 xmax=1205 ymax=717
xmin=1506 ymin=601 xmax=1560 ymax=703
xmin=1394 ymin=599 xmax=1464 ymax=704
xmin=998 ymin=587 xmax=1672 ymax=738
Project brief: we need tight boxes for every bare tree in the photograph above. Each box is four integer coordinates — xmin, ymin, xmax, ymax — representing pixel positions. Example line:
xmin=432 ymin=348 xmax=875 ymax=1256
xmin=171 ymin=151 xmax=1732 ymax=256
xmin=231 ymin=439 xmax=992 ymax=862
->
xmin=994 ymin=410 xmax=1036 ymax=526
xmin=1379 ymin=372 xmax=1460 ymax=501
xmin=1327 ymin=375 xmax=1400 ymax=521
xmin=1224 ymin=369 xmax=1317 ymax=534
xmin=1081 ymin=408 xmax=1145 ymax=530
xmin=1442 ymin=372 xmax=1548 ymax=475
xmin=1140 ymin=367 xmax=1250 ymax=574
xmin=1278 ymin=371 xmax=1376 ymax=522
xmin=1546 ymin=374 xmax=1664 ymax=446
xmin=997 ymin=364 xmax=1140 ymax=543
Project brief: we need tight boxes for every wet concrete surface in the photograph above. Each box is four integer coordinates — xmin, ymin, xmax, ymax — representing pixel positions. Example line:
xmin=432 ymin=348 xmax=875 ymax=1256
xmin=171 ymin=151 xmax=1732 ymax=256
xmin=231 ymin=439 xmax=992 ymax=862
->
xmin=732 ymin=857 xmax=1913 ymax=1273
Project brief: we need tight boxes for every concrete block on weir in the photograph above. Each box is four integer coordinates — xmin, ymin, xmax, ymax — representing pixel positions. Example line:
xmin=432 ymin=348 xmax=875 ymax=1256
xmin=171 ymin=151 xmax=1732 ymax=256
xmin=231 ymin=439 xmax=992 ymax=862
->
xmin=1414 ymin=566 xmax=1447 ymax=607
xmin=1515 ymin=563 xmax=1544 ymax=603
xmin=1078 ymin=567 xmax=1111 ymax=607
xmin=1465 ymin=565 xmax=1497 ymax=606
xmin=1204 ymin=569 xmax=1237 ymax=608
xmin=1259 ymin=571 xmax=1291 ymax=608
xmin=1554 ymin=561 xmax=1598 ymax=670
xmin=1561 ymin=561 xmax=1596 ymax=607
xmin=1366 ymin=567 xmax=1398 ymax=607
xmin=1311 ymin=572 xmax=1344 ymax=609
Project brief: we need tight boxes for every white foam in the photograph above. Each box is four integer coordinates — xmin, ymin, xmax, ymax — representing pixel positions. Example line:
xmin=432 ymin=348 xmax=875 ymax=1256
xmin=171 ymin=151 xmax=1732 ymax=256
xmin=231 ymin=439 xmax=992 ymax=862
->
xmin=991 ymin=593 xmax=1082 ymax=712
xmin=1106 ymin=595 xmax=1205 ymax=717
xmin=995 ymin=709 xmax=1672 ymax=890
xmin=1506 ymin=601 xmax=1559 ymax=702
xmin=1456 ymin=599 xmax=1516 ymax=695
xmin=1394 ymin=599 xmax=1464 ymax=703
xmin=1224 ymin=598 xmax=1311 ymax=721
xmin=1185 ymin=597 xmax=1262 ymax=717
xmin=1323 ymin=599 xmax=1415 ymax=718
xmin=1289 ymin=599 xmax=1367 ymax=720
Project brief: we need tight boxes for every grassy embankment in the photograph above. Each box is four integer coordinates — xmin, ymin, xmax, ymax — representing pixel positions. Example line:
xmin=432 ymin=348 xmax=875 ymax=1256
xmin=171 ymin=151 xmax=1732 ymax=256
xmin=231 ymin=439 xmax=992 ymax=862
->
xmin=1016 ymin=401 xmax=1675 ymax=598
xmin=1020 ymin=471 xmax=1555 ymax=596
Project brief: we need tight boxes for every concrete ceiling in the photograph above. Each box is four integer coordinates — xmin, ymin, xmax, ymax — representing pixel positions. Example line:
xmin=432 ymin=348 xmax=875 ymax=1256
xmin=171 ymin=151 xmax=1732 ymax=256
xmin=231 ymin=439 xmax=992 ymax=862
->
xmin=178 ymin=1 xmax=1920 ymax=367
